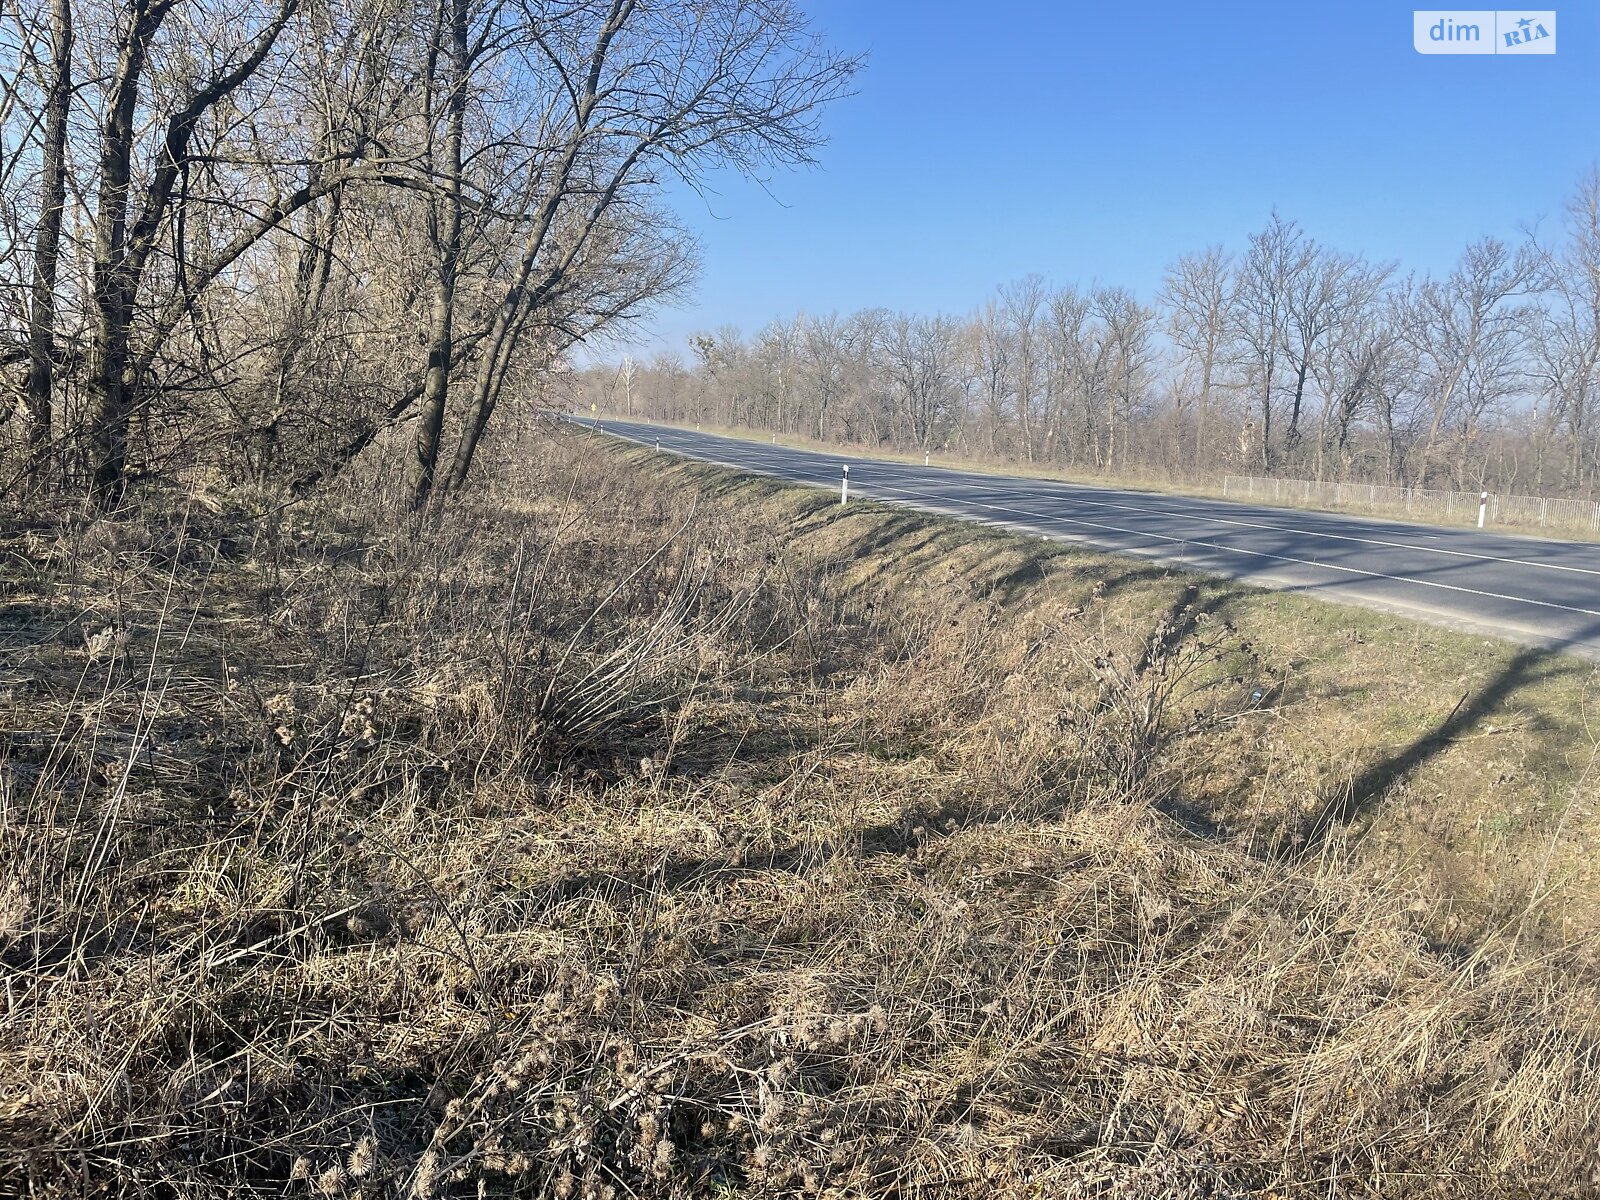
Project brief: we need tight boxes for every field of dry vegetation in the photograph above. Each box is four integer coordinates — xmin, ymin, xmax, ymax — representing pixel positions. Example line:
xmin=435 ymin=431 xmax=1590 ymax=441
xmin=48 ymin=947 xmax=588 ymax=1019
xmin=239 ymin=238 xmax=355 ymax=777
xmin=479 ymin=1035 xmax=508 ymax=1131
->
xmin=5 ymin=424 xmax=1600 ymax=1198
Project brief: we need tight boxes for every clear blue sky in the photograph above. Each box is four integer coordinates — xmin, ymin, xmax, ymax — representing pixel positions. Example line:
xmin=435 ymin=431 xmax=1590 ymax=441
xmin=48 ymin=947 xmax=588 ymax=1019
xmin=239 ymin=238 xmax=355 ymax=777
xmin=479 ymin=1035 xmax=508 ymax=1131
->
xmin=611 ymin=0 xmax=1599 ymax=360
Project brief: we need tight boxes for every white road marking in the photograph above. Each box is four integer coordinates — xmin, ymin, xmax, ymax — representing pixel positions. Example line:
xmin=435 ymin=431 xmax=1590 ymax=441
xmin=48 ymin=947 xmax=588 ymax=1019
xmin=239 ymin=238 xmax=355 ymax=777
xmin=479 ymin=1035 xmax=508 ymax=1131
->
xmin=910 ymin=477 xmax=1600 ymax=579
xmin=700 ymin=429 xmax=1600 ymax=580
xmin=594 ymin=422 xmax=1600 ymax=634
xmin=668 ymin=422 xmax=1600 ymax=579
xmin=859 ymin=479 xmax=1600 ymax=621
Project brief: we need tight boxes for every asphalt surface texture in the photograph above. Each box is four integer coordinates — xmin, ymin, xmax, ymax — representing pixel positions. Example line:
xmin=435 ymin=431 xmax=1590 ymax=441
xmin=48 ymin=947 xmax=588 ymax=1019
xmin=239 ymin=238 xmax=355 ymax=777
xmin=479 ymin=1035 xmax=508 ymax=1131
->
xmin=584 ymin=417 xmax=1600 ymax=659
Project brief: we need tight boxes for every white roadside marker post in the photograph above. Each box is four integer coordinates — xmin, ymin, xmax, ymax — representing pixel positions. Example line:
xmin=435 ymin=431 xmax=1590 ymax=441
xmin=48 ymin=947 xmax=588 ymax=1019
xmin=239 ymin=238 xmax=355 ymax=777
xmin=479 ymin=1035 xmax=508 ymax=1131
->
xmin=840 ymin=464 xmax=850 ymax=506
xmin=772 ymin=433 xmax=776 ymax=444
xmin=1478 ymin=490 xmax=1489 ymax=529
xmin=655 ymin=437 xmax=660 ymax=452
xmin=924 ymin=450 xmax=930 ymax=467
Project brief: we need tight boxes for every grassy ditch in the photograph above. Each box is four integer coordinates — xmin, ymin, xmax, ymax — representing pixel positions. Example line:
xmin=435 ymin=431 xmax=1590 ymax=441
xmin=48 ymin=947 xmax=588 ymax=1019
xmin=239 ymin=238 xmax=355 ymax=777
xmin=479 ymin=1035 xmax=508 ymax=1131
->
xmin=2 ymin=423 xmax=1599 ymax=1197
xmin=633 ymin=430 xmax=1600 ymax=938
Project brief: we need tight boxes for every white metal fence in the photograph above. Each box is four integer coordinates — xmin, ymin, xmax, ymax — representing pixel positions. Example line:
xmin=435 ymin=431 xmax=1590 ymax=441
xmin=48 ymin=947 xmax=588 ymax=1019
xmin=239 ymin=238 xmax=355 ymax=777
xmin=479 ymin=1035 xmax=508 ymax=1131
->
xmin=1221 ymin=475 xmax=1600 ymax=533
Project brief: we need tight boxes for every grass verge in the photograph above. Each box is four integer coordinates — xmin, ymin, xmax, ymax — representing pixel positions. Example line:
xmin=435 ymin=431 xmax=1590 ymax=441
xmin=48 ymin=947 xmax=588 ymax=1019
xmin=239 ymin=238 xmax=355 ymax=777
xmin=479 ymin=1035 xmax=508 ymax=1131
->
xmin=2 ymin=423 xmax=1599 ymax=1197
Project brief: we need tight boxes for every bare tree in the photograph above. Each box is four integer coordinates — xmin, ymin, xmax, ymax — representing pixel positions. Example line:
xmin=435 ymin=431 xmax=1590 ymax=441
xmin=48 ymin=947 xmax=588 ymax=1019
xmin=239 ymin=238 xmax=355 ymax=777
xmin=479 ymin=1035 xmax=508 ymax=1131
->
xmin=1307 ymin=258 xmax=1392 ymax=478
xmin=406 ymin=0 xmax=472 ymax=508
xmin=618 ymin=355 xmax=637 ymax=416
xmin=1092 ymin=286 xmax=1157 ymax=470
xmin=1000 ymin=275 xmax=1047 ymax=462
xmin=1041 ymin=285 xmax=1090 ymax=465
xmin=1160 ymin=245 xmax=1233 ymax=465
xmin=82 ymin=0 xmax=313 ymax=505
xmin=429 ymin=0 xmax=859 ymax=505
xmin=1280 ymin=245 xmax=1370 ymax=458
xmin=969 ymin=300 xmax=1012 ymax=457
xmin=883 ymin=313 xmax=960 ymax=450
xmin=0 ymin=0 xmax=862 ymax=506
xmin=1233 ymin=213 xmax=1308 ymax=469
xmin=801 ymin=312 xmax=854 ymax=441
xmin=1398 ymin=239 xmax=1538 ymax=487
xmin=18 ymin=0 xmax=70 ymax=479
xmin=1528 ymin=169 xmax=1600 ymax=490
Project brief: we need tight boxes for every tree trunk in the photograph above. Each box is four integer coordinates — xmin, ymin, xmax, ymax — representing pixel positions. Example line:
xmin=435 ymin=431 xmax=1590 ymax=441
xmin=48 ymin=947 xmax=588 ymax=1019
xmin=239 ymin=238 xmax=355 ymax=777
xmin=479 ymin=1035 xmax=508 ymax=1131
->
xmin=1258 ymin=356 xmax=1275 ymax=471
xmin=1286 ymin=362 xmax=1309 ymax=455
xmin=408 ymin=0 xmax=468 ymax=511
xmin=87 ymin=8 xmax=157 ymax=508
xmin=24 ymin=0 xmax=71 ymax=482
xmin=84 ymin=0 xmax=295 ymax=506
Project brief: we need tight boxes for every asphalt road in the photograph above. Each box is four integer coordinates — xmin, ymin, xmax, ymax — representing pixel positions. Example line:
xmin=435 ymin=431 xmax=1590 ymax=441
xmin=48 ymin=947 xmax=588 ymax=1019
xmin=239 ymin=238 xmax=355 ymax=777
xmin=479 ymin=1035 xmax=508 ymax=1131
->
xmin=585 ymin=417 xmax=1600 ymax=658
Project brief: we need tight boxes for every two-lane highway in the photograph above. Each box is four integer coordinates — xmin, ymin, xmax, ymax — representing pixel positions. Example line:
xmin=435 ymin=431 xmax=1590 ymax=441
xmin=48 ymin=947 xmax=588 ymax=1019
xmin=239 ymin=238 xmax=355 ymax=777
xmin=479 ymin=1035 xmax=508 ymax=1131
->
xmin=586 ymin=417 xmax=1600 ymax=658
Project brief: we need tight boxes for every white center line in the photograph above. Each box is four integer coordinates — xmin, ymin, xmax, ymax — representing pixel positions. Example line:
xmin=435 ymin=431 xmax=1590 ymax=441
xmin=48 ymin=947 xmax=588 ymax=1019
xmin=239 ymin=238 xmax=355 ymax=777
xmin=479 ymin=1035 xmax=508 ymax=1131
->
xmin=596 ymin=423 xmax=1600 ymax=630
xmin=909 ymin=477 xmax=1600 ymax=579
xmin=857 ymin=479 xmax=1600 ymax=621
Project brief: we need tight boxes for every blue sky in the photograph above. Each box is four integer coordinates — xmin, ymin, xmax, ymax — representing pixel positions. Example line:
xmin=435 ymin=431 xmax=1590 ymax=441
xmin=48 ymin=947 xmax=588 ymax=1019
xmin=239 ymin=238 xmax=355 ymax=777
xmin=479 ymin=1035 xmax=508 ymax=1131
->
xmin=611 ymin=1 xmax=1599 ymax=360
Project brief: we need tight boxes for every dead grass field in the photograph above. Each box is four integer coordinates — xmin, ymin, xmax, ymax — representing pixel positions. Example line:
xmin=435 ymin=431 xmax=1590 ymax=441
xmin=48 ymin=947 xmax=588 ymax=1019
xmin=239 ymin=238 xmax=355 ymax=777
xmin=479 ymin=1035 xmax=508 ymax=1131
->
xmin=4 ymin=423 xmax=1600 ymax=1198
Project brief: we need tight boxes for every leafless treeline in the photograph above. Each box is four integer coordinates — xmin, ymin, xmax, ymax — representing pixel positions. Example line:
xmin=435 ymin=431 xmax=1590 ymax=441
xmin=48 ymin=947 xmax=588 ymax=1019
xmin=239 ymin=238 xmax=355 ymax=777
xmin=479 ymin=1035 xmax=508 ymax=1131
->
xmin=603 ymin=177 xmax=1600 ymax=496
xmin=0 ymin=0 xmax=857 ymax=508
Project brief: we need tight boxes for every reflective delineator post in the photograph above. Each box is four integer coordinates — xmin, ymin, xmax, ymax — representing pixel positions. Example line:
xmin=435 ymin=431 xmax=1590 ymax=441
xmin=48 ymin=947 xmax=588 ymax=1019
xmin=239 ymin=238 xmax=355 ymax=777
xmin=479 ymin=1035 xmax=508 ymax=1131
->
xmin=840 ymin=464 xmax=850 ymax=506
xmin=655 ymin=438 xmax=660 ymax=452
xmin=771 ymin=433 xmax=776 ymax=444
xmin=1478 ymin=490 xmax=1489 ymax=528
xmin=924 ymin=450 xmax=930 ymax=467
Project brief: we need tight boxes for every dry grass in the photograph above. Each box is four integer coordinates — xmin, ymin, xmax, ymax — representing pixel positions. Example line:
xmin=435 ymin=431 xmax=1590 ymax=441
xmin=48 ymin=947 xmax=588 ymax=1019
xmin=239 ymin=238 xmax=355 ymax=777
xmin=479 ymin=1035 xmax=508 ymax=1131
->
xmin=4 ymin=424 xmax=1600 ymax=1198
xmin=644 ymin=439 xmax=1600 ymax=941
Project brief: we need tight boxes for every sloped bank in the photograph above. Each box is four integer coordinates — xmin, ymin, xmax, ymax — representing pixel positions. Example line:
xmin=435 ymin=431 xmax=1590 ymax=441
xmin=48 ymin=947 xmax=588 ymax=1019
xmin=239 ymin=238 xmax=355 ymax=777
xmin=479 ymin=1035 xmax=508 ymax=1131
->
xmin=1 ymin=423 xmax=1597 ymax=1198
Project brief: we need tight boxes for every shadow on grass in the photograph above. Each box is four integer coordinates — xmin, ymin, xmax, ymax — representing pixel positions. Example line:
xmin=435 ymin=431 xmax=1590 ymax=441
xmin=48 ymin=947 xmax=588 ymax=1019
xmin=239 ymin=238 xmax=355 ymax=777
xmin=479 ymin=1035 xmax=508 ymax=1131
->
xmin=628 ymin=437 xmax=1600 ymax=870
xmin=1297 ymin=637 xmax=1593 ymax=856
